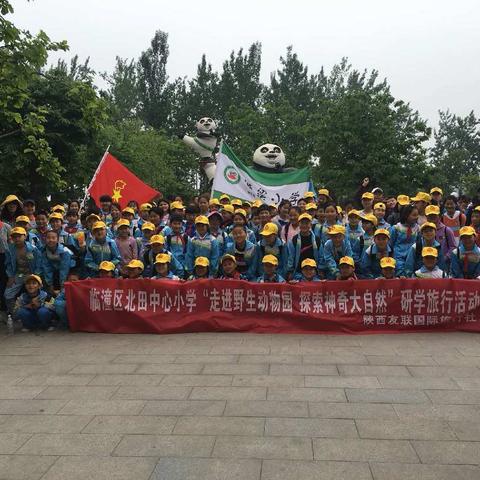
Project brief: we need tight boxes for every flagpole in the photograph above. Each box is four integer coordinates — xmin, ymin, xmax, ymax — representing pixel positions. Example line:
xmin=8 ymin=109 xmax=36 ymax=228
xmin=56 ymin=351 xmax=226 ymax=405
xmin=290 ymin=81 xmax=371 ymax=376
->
xmin=210 ymin=140 xmax=222 ymax=199
xmin=80 ymin=145 xmax=110 ymax=210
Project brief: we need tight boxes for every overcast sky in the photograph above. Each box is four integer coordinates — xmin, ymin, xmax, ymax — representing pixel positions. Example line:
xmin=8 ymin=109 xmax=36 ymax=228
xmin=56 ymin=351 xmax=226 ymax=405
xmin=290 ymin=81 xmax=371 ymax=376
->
xmin=11 ymin=0 xmax=480 ymax=132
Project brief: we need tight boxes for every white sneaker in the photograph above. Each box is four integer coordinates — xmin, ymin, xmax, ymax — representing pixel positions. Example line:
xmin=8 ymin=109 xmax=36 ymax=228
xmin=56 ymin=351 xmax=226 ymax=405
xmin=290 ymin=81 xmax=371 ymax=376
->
xmin=21 ymin=328 xmax=31 ymax=333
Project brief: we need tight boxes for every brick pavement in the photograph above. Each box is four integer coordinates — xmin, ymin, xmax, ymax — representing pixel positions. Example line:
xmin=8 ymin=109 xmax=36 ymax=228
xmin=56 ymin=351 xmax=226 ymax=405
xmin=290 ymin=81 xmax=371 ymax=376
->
xmin=0 ymin=330 xmax=479 ymax=479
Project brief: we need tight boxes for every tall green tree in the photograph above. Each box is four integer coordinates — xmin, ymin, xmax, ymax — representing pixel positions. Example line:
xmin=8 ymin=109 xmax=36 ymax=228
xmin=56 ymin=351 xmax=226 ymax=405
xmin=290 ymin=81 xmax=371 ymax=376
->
xmin=0 ymin=0 xmax=68 ymax=195
xmin=430 ymin=110 xmax=480 ymax=195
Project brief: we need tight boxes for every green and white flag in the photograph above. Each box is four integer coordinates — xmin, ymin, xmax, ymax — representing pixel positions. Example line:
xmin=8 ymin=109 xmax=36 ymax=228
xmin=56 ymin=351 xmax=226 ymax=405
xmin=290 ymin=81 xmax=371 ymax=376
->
xmin=212 ymin=142 xmax=313 ymax=204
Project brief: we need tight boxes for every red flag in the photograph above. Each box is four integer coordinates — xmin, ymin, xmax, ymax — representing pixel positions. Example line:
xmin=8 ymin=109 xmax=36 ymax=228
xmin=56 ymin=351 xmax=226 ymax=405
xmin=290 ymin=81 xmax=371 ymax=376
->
xmin=87 ymin=152 xmax=160 ymax=208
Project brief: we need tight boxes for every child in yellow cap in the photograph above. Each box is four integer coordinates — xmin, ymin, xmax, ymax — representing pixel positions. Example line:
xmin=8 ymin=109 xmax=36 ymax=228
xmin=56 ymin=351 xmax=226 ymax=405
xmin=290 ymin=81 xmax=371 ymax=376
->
xmin=291 ymin=258 xmax=321 ymax=282
xmin=14 ymin=274 xmax=55 ymax=332
xmin=360 ymin=229 xmax=394 ymax=279
xmin=115 ymin=219 xmax=139 ymax=277
xmin=414 ymin=247 xmax=445 ymax=278
xmin=256 ymin=255 xmax=285 ymax=283
xmin=218 ymin=254 xmax=244 ymax=280
xmin=153 ymin=253 xmax=180 ymax=281
xmin=98 ymin=261 xmax=116 ymax=279
xmin=84 ymin=222 xmax=121 ymax=277
xmin=143 ymin=234 xmax=184 ymax=279
xmin=323 ymin=225 xmax=354 ymax=280
xmin=0 ymin=194 xmax=23 ymax=227
xmin=224 ymin=224 xmax=258 ymax=280
xmin=125 ymin=259 xmax=144 ymax=279
xmin=188 ymin=257 xmax=210 ymax=280
xmin=404 ymin=222 xmax=445 ymax=278
xmin=379 ymin=257 xmax=397 ymax=279
xmin=338 ymin=256 xmax=356 ymax=281
xmin=450 ymin=227 xmax=480 ymax=279
xmin=4 ymin=227 xmax=42 ymax=315
xmin=360 ymin=192 xmax=374 ymax=216
xmin=257 ymin=222 xmax=287 ymax=278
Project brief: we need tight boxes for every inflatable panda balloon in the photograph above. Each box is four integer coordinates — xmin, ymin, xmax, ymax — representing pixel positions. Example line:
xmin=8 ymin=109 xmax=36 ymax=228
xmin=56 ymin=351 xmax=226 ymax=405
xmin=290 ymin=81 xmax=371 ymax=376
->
xmin=252 ymin=143 xmax=287 ymax=173
xmin=182 ymin=117 xmax=218 ymax=181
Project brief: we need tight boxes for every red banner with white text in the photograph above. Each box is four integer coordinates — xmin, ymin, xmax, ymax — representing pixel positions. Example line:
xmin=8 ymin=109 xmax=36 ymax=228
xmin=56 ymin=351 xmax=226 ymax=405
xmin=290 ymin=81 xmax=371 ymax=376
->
xmin=66 ymin=278 xmax=480 ymax=335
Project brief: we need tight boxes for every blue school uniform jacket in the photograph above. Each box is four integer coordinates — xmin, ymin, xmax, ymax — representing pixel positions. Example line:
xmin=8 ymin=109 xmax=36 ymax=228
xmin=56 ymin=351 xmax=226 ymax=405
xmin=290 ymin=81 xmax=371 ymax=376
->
xmin=323 ymin=238 xmax=354 ymax=280
xmin=185 ymin=233 xmax=220 ymax=275
xmin=346 ymin=224 xmax=365 ymax=263
xmin=256 ymin=237 xmax=288 ymax=277
xmin=287 ymin=232 xmax=324 ymax=275
xmin=389 ymin=223 xmax=420 ymax=273
xmin=403 ymin=239 xmax=445 ymax=278
xmin=256 ymin=273 xmax=286 ymax=283
xmin=450 ymin=244 xmax=480 ymax=279
xmin=360 ymin=245 xmax=394 ymax=279
xmin=5 ymin=241 xmax=41 ymax=278
xmin=84 ymin=238 xmax=121 ymax=276
xmin=224 ymin=240 xmax=258 ymax=281
xmin=40 ymin=244 xmax=74 ymax=287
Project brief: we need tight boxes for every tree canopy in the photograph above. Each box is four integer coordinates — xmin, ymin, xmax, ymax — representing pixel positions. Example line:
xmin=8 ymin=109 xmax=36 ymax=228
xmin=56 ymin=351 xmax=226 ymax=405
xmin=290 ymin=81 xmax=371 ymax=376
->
xmin=1 ymin=1 xmax=478 ymax=203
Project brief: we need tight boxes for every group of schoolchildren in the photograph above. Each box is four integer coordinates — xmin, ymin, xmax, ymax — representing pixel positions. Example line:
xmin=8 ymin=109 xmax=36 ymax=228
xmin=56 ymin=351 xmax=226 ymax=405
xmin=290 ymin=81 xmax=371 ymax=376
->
xmin=1 ymin=185 xmax=480 ymax=332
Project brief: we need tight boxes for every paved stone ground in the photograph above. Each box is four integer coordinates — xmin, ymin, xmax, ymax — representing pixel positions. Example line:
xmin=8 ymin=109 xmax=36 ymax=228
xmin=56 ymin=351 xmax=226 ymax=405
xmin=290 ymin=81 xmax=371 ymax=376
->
xmin=0 ymin=329 xmax=479 ymax=479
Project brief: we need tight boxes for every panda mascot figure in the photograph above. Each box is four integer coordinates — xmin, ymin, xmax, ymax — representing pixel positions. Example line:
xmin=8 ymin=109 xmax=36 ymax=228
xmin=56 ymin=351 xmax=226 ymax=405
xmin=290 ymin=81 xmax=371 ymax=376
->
xmin=181 ymin=117 xmax=218 ymax=181
xmin=252 ymin=143 xmax=294 ymax=173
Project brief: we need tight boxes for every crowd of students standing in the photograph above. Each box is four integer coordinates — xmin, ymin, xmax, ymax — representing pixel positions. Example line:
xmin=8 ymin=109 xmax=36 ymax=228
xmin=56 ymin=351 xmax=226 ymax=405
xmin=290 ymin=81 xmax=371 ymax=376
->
xmin=1 ymin=184 xmax=480 ymax=332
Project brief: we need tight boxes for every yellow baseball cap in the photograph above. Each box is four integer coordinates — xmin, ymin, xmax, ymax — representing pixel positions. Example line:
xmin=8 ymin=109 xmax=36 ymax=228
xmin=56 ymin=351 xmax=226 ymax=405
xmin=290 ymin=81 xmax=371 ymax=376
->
xmin=52 ymin=204 xmax=65 ymax=213
xmin=15 ymin=215 xmax=30 ymax=224
xmin=339 ymin=256 xmax=354 ymax=267
xmin=150 ymin=234 xmax=165 ymax=244
xmin=1 ymin=194 xmax=22 ymax=207
xmin=362 ymin=192 xmax=374 ymax=200
xmin=374 ymin=228 xmax=390 ymax=238
xmin=140 ymin=203 xmax=152 ymax=211
xmin=397 ymin=195 xmax=410 ymax=206
xmin=318 ymin=188 xmax=330 ymax=197
xmin=234 ymin=208 xmax=247 ymax=218
xmin=411 ymin=192 xmax=431 ymax=203
xmin=260 ymin=222 xmax=279 ymax=236
xmin=219 ymin=194 xmax=230 ymax=202
xmin=336 ymin=206 xmax=343 ymax=215
xmin=459 ymin=226 xmax=476 ymax=237
xmin=374 ymin=202 xmax=386 ymax=210
xmin=155 ymin=253 xmax=171 ymax=264
xmin=99 ymin=261 xmax=115 ymax=271
xmin=10 ymin=226 xmax=26 ymax=236
xmin=262 ymin=254 xmax=278 ymax=265
xmin=242 ymin=200 xmax=252 ymax=207
xmin=141 ymin=222 xmax=155 ymax=231
xmin=361 ymin=213 xmax=378 ymax=226
xmin=380 ymin=257 xmax=396 ymax=269
xmin=303 ymin=191 xmax=315 ymax=199
xmin=420 ymin=221 xmax=437 ymax=231
xmin=221 ymin=254 xmax=236 ymax=264
xmin=422 ymin=246 xmax=438 ymax=258
xmin=425 ymin=205 xmax=440 ymax=216
xmin=126 ymin=259 xmax=144 ymax=270
xmin=301 ymin=258 xmax=317 ymax=269
xmin=25 ymin=274 xmax=42 ymax=286
xmin=209 ymin=198 xmax=220 ymax=206
xmin=306 ymin=202 xmax=317 ymax=211
xmin=252 ymin=199 xmax=263 ymax=208
xmin=231 ymin=199 xmax=242 ymax=207
xmin=195 ymin=215 xmax=209 ymax=225
xmin=122 ymin=207 xmax=135 ymax=215
xmin=49 ymin=212 xmax=64 ymax=221
xmin=92 ymin=221 xmax=107 ymax=231
xmin=170 ymin=201 xmax=184 ymax=210
xmin=298 ymin=213 xmax=313 ymax=222
xmin=222 ymin=204 xmax=234 ymax=214
xmin=430 ymin=187 xmax=443 ymax=195
xmin=328 ymin=224 xmax=346 ymax=235
xmin=474 ymin=206 xmax=480 ymax=212
xmin=116 ymin=219 xmax=130 ymax=228
xmin=195 ymin=256 xmax=210 ymax=267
